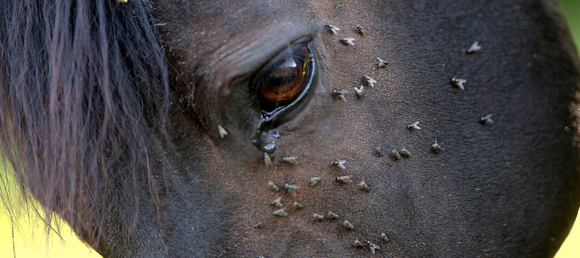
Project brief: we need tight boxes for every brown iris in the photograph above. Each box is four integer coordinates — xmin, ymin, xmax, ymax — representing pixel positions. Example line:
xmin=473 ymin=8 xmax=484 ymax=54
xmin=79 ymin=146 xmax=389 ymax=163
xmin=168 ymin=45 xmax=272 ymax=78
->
xmin=255 ymin=42 xmax=313 ymax=113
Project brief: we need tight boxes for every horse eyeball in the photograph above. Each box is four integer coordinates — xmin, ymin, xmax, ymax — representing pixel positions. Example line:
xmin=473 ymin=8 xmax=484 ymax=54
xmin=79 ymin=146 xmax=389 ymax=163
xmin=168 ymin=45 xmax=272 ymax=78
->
xmin=259 ymin=57 xmax=307 ymax=106
xmin=253 ymin=41 xmax=315 ymax=113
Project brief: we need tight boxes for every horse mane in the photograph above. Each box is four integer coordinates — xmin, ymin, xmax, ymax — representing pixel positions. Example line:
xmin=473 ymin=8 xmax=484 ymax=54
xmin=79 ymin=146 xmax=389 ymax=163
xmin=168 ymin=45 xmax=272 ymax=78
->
xmin=0 ymin=0 xmax=170 ymax=247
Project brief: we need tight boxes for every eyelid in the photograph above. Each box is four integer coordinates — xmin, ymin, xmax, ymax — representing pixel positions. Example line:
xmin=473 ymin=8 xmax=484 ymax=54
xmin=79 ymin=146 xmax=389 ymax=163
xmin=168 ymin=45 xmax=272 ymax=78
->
xmin=210 ymin=31 xmax=313 ymax=92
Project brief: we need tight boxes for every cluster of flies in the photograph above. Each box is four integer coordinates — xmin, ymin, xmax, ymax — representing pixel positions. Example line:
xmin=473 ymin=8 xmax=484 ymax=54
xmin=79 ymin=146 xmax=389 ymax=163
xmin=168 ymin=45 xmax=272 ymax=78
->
xmin=254 ymin=173 xmax=370 ymax=249
xmin=326 ymin=23 xmax=384 ymax=103
xmin=325 ymin=26 xmax=492 ymax=162
xmin=259 ymin=157 xmax=382 ymax=254
xmin=265 ymin=182 xmax=300 ymax=218
xmin=265 ymin=165 xmax=370 ymax=218
xmin=215 ymin=35 xmax=491 ymax=142
xmin=218 ymin=24 xmax=493 ymax=257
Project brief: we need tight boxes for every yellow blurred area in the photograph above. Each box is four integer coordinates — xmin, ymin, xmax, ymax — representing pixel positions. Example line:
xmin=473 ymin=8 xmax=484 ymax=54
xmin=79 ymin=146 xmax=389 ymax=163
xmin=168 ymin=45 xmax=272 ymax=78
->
xmin=1 ymin=0 xmax=580 ymax=257
xmin=556 ymin=216 xmax=580 ymax=257
xmin=0 ymin=159 xmax=102 ymax=258
xmin=0 ymin=214 xmax=102 ymax=258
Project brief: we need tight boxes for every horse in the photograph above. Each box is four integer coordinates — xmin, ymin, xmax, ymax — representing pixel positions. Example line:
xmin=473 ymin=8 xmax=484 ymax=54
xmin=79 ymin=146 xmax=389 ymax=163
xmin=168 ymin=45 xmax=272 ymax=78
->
xmin=1 ymin=0 xmax=579 ymax=257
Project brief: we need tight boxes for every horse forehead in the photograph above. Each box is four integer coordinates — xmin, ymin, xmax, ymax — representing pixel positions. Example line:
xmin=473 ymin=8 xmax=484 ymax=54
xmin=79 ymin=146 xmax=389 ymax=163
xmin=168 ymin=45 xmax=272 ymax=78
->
xmin=153 ymin=0 xmax=391 ymax=55
xmin=154 ymin=0 xmax=315 ymax=36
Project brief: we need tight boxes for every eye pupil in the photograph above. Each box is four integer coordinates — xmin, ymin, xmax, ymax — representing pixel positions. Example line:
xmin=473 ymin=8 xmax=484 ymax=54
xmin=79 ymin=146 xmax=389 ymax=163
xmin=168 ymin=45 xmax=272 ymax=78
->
xmin=255 ymin=42 xmax=314 ymax=113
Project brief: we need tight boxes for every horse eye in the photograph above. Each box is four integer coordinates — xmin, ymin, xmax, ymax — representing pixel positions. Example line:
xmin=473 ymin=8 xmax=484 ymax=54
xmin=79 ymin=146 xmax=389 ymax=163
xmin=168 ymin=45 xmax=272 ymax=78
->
xmin=252 ymin=41 xmax=315 ymax=123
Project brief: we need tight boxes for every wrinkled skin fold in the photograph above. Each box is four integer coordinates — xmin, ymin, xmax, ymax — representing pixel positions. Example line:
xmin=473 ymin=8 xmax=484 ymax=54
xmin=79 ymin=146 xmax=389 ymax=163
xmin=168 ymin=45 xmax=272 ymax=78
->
xmin=1 ymin=0 xmax=580 ymax=257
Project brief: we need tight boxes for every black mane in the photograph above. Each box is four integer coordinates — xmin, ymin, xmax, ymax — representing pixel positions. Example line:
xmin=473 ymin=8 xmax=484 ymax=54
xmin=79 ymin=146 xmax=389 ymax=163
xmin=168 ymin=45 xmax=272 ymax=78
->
xmin=0 ymin=0 xmax=169 ymax=247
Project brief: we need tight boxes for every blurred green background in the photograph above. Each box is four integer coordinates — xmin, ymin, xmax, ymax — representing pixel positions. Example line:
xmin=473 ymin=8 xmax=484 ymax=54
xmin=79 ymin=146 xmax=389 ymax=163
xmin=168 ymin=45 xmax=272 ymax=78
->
xmin=560 ymin=0 xmax=580 ymax=47
xmin=1 ymin=1 xmax=579 ymax=257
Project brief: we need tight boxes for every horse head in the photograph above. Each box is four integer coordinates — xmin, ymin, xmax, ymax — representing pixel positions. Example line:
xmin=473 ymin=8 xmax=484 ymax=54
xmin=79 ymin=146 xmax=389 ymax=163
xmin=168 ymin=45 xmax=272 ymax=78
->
xmin=1 ymin=0 xmax=579 ymax=257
